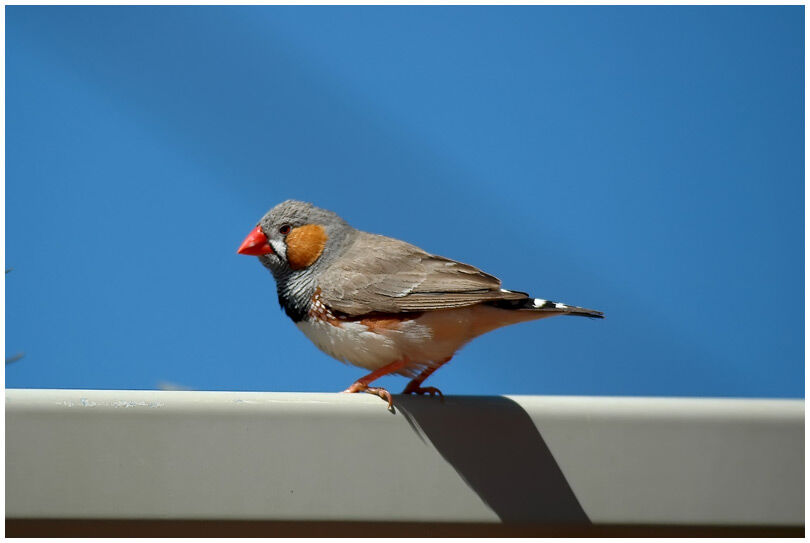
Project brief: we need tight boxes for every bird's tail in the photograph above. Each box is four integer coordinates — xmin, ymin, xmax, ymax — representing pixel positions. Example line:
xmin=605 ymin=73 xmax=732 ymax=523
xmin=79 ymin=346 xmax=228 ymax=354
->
xmin=489 ymin=294 xmax=604 ymax=319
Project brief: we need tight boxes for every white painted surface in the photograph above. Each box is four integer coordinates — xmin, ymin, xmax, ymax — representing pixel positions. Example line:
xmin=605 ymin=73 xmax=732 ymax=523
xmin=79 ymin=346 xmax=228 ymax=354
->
xmin=5 ymin=389 xmax=803 ymax=525
xmin=510 ymin=395 xmax=805 ymax=526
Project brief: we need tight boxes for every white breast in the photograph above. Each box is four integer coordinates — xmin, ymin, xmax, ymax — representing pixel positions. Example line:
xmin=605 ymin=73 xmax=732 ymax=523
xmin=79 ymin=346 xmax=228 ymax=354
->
xmin=296 ymin=319 xmax=405 ymax=372
xmin=296 ymin=304 xmax=545 ymax=376
xmin=296 ymin=316 xmax=447 ymax=375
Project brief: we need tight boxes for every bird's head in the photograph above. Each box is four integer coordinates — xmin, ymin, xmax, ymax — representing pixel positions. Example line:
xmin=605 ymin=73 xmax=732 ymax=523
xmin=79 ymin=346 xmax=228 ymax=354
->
xmin=238 ymin=200 xmax=355 ymax=277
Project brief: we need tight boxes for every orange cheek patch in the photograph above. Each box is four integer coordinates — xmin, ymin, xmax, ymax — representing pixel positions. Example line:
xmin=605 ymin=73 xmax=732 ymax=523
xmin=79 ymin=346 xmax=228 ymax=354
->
xmin=286 ymin=224 xmax=328 ymax=270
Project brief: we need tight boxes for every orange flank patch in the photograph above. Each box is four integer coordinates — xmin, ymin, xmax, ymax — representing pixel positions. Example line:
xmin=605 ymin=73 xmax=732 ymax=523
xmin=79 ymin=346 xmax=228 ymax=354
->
xmin=358 ymin=315 xmax=413 ymax=333
xmin=308 ymin=287 xmax=423 ymax=331
xmin=286 ymin=224 xmax=328 ymax=270
xmin=309 ymin=287 xmax=342 ymax=326
xmin=308 ymin=288 xmax=423 ymax=332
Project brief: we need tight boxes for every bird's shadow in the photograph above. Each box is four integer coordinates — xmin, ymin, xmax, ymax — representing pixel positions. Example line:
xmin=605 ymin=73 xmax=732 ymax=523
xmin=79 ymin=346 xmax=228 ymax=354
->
xmin=393 ymin=395 xmax=589 ymax=524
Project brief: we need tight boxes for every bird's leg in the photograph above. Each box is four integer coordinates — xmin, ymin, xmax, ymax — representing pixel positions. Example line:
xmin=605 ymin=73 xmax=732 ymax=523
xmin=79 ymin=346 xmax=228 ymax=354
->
xmin=343 ymin=358 xmax=410 ymax=409
xmin=401 ymin=357 xmax=452 ymax=398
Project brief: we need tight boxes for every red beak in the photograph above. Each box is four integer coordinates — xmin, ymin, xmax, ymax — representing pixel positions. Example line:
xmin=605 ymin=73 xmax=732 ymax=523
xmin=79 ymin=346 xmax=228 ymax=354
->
xmin=237 ymin=226 xmax=274 ymax=255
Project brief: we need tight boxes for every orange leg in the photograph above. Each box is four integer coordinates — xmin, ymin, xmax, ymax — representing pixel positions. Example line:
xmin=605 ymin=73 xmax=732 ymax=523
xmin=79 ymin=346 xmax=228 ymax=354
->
xmin=402 ymin=357 xmax=452 ymax=398
xmin=343 ymin=358 xmax=410 ymax=409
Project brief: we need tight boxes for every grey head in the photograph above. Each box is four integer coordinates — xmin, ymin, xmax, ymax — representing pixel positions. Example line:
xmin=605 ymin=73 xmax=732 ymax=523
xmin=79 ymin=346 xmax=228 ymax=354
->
xmin=253 ymin=200 xmax=358 ymax=321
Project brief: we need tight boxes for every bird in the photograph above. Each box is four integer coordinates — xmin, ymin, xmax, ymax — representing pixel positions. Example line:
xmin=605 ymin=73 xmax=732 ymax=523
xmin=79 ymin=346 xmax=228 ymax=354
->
xmin=238 ymin=200 xmax=603 ymax=408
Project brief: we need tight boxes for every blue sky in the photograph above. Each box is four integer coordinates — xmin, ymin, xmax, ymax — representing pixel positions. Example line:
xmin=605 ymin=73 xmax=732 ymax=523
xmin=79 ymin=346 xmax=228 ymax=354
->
xmin=5 ymin=6 xmax=803 ymax=398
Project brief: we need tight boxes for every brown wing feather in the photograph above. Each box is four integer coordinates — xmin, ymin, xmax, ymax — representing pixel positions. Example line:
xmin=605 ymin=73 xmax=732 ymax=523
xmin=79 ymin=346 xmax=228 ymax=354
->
xmin=318 ymin=232 xmax=527 ymax=316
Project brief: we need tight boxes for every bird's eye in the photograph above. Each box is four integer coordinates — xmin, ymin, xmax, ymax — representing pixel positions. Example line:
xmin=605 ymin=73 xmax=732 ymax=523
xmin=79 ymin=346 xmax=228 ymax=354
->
xmin=279 ymin=225 xmax=291 ymax=235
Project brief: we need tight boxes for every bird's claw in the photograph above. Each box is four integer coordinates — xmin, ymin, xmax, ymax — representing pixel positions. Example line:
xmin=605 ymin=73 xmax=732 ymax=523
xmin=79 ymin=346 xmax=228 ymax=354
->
xmin=343 ymin=382 xmax=367 ymax=394
xmin=343 ymin=382 xmax=394 ymax=409
xmin=366 ymin=386 xmax=394 ymax=409
xmin=402 ymin=383 xmax=444 ymax=398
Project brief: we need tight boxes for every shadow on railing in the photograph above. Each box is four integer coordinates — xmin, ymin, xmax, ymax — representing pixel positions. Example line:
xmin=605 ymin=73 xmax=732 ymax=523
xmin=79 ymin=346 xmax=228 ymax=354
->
xmin=394 ymin=395 xmax=589 ymax=524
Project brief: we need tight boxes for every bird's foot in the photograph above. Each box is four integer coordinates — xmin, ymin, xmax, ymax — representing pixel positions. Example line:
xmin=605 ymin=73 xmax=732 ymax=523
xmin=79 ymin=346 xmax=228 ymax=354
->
xmin=343 ymin=382 xmax=394 ymax=409
xmin=402 ymin=382 xmax=444 ymax=398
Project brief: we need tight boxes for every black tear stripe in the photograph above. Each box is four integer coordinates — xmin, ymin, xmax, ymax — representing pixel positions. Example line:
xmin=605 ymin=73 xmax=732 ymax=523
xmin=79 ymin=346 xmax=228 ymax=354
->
xmin=278 ymin=293 xmax=309 ymax=322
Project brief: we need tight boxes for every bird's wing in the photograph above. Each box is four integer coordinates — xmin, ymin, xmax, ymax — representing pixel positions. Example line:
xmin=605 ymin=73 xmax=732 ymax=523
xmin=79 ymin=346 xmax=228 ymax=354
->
xmin=318 ymin=232 xmax=527 ymax=316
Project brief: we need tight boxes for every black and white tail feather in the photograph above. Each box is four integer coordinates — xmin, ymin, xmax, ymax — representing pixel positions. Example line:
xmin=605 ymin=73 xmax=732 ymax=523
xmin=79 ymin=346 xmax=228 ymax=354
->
xmin=490 ymin=290 xmax=604 ymax=319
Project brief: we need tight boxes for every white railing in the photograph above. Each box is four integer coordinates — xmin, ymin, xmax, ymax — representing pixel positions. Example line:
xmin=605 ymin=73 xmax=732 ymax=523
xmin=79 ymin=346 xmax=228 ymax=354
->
xmin=5 ymin=389 xmax=803 ymax=530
